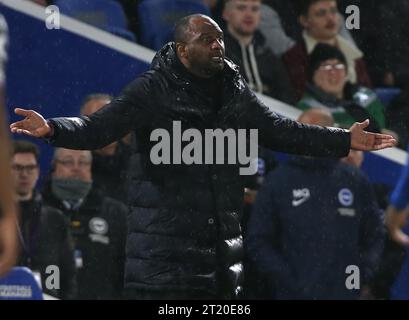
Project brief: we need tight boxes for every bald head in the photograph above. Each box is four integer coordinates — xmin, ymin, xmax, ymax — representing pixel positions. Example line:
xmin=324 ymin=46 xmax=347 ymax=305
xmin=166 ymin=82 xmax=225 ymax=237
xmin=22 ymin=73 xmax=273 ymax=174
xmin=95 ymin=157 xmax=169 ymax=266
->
xmin=174 ymin=14 xmax=220 ymax=44
xmin=297 ymin=108 xmax=334 ymax=127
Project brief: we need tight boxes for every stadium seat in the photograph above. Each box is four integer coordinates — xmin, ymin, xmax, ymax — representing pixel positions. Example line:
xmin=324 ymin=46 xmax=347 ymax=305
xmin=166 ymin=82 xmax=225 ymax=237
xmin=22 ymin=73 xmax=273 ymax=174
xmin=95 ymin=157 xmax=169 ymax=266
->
xmin=138 ymin=0 xmax=211 ymax=50
xmin=54 ymin=0 xmax=135 ymax=41
xmin=0 ymin=267 xmax=43 ymax=300
xmin=375 ymin=87 xmax=401 ymax=107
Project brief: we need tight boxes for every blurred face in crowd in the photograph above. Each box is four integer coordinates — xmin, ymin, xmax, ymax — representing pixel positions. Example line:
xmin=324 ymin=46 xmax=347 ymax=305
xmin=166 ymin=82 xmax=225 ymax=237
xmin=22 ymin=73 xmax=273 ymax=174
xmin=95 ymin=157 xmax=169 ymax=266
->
xmin=53 ymin=149 xmax=92 ymax=182
xmin=223 ymin=0 xmax=261 ymax=36
xmin=80 ymin=97 xmax=110 ymax=116
xmin=297 ymin=108 xmax=334 ymax=127
xmin=177 ymin=15 xmax=225 ymax=78
xmin=300 ymin=0 xmax=340 ymax=41
xmin=313 ymin=58 xmax=347 ymax=97
xmin=11 ymin=152 xmax=39 ymax=200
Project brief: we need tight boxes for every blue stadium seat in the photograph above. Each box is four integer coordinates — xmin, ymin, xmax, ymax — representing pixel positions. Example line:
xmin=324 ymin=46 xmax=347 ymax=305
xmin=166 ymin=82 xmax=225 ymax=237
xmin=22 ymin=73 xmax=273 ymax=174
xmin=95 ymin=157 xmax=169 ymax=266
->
xmin=55 ymin=0 xmax=135 ymax=41
xmin=138 ymin=0 xmax=211 ymax=50
xmin=0 ymin=267 xmax=43 ymax=300
xmin=374 ymin=87 xmax=401 ymax=107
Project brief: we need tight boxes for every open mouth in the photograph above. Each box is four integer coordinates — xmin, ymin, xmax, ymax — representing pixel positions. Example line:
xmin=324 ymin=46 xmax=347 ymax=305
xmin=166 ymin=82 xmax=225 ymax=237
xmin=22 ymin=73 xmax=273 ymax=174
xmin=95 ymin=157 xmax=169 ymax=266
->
xmin=211 ymin=56 xmax=223 ymax=62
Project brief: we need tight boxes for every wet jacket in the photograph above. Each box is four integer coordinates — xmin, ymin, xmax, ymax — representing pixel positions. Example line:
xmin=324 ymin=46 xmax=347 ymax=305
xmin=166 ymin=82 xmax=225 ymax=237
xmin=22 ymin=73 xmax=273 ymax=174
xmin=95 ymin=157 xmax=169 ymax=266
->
xmin=46 ymin=42 xmax=350 ymax=298
xmin=245 ymin=156 xmax=384 ymax=299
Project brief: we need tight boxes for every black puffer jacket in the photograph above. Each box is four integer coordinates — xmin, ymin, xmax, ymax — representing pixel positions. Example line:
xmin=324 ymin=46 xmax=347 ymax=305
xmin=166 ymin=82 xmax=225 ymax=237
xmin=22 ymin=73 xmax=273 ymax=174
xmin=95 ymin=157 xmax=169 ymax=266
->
xmin=47 ymin=43 xmax=350 ymax=298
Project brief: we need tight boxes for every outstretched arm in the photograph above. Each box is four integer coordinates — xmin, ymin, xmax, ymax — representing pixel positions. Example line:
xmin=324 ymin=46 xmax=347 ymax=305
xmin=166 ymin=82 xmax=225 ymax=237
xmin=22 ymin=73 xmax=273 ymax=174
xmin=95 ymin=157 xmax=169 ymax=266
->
xmin=237 ymin=84 xmax=396 ymax=156
xmin=10 ymin=75 xmax=154 ymax=150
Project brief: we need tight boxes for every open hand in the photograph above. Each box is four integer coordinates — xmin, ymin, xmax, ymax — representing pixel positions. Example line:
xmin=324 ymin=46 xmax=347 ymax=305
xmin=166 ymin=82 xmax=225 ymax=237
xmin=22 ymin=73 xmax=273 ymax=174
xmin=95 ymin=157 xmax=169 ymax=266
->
xmin=10 ymin=108 xmax=51 ymax=137
xmin=350 ymin=119 xmax=397 ymax=151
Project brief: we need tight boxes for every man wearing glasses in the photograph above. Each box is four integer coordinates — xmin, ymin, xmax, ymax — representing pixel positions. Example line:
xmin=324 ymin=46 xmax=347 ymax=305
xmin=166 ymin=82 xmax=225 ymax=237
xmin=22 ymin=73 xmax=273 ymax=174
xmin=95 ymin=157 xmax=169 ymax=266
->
xmin=42 ymin=148 xmax=128 ymax=299
xmin=10 ymin=140 xmax=76 ymax=299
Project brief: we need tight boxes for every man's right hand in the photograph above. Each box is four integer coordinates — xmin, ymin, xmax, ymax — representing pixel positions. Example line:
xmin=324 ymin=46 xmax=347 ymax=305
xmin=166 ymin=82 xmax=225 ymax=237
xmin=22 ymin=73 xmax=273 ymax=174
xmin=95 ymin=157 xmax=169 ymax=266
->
xmin=10 ymin=108 xmax=51 ymax=137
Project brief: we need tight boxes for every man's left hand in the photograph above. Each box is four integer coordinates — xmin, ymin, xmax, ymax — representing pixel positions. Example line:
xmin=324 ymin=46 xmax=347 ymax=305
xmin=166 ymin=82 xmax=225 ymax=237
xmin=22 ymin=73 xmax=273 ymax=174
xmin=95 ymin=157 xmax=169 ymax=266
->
xmin=350 ymin=119 xmax=397 ymax=151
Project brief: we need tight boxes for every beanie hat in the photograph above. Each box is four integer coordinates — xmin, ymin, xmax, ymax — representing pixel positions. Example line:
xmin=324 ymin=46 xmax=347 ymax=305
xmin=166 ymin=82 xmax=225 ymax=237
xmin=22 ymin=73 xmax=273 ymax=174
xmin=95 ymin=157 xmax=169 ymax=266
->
xmin=307 ymin=43 xmax=348 ymax=81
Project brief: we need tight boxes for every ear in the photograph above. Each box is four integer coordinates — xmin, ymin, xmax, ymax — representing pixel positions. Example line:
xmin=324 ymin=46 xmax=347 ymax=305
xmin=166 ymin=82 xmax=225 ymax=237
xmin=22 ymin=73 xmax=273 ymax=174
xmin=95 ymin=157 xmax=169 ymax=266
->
xmin=299 ymin=15 xmax=309 ymax=29
xmin=176 ymin=42 xmax=188 ymax=59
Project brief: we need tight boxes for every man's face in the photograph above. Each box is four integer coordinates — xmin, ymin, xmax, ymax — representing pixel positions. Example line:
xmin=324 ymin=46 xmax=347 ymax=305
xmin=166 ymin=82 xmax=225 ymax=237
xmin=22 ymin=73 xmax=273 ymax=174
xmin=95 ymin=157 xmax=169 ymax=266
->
xmin=313 ymin=58 xmax=347 ymax=96
xmin=301 ymin=0 xmax=340 ymax=41
xmin=11 ymin=153 xmax=39 ymax=198
xmin=180 ymin=16 xmax=225 ymax=78
xmin=53 ymin=149 xmax=92 ymax=182
xmin=223 ymin=0 xmax=261 ymax=37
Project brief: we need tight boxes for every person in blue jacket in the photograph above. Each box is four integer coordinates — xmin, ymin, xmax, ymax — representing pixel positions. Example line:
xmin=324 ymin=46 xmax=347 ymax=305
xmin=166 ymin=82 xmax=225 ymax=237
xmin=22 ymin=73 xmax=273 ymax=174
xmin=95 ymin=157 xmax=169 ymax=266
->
xmin=245 ymin=108 xmax=385 ymax=299
xmin=385 ymin=144 xmax=409 ymax=246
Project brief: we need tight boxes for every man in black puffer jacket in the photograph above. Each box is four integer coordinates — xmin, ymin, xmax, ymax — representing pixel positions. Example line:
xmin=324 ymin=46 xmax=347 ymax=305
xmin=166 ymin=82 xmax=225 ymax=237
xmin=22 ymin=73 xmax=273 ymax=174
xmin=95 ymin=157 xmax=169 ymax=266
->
xmin=10 ymin=15 xmax=396 ymax=299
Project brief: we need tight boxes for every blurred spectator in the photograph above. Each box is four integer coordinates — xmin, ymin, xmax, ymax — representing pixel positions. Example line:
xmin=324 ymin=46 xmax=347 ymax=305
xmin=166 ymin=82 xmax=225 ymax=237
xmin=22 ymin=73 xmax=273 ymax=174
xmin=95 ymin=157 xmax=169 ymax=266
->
xmin=366 ymin=1 xmax=409 ymax=88
xmin=223 ymin=0 xmax=296 ymax=104
xmin=11 ymin=140 xmax=77 ymax=299
xmin=385 ymin=92 xmax=409 ymax=150
xmin=342 ymin=145 xmax=407 ymax=300
xmin=282 ymin=0 xmax=372 ymax=99
xmin=333 ymin=1 xmax=382 ymax=87
xmin=259 ymin=0 xmax=355 ymax=57
xmin=385 ymin=144 xmax=409 ymax=247
xmin=80 ymin=94 xmax=131 ymax=203
xmin=245 ymin=108 xmax=384 ymax=299
xmin=42 ymin=148 xmax=128 ymax=299
xmin=258 ymin=3 xmax=295 ymax=57
xmin=297 ymin=43 xmax=386 ymax=134
xmin=241 ymin=146 xmax=277 ymax=238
